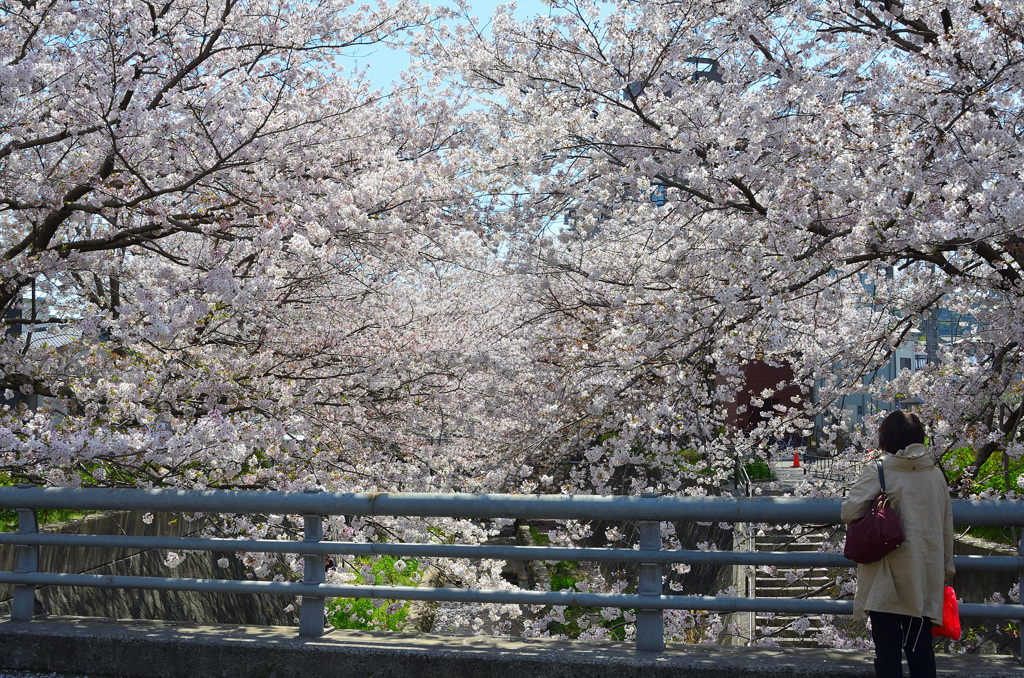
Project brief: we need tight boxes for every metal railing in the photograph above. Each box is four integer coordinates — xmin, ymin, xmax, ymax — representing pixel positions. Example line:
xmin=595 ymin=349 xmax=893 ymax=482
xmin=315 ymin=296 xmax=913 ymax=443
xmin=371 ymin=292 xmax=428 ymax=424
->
xmin=802 ymin=451 xmax=857 ymax=482
xmin=1 ymin=486 xmax=1024 ymax=656
xmin=733 ymin=453 xmax=753 ymax=497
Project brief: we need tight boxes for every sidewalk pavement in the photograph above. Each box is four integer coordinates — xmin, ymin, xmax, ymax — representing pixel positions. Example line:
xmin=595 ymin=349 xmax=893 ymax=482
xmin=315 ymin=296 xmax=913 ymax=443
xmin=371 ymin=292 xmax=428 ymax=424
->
xmin=1 ymin=615 xmax=1021 ymax=678
xmin=772 ymin=457 xmax=809 ymax=492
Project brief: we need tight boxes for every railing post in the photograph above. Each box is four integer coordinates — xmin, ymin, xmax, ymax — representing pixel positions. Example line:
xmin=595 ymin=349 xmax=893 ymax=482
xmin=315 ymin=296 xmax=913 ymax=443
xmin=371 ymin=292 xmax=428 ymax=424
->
xmin=299 ymin=489 xmax=325 ymax=638
xmin=1019 ymin=532 xmax=1023 ymax=664
xmin=636 ymin=493 xmax=664 ymax=652
xmin=12 ymin=507 xmax=39 ymax=621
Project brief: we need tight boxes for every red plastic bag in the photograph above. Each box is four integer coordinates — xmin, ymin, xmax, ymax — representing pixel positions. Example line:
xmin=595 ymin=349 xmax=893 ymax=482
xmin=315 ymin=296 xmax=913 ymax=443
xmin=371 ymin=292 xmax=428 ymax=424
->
xmin=932 ymin=586 xmax=961 ymax=640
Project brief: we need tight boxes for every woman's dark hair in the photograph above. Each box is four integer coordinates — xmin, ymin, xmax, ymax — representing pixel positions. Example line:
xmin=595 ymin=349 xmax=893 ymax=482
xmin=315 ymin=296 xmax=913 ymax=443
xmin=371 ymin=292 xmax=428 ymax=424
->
xmin=878 ymin=410 xmax=926 ymax=453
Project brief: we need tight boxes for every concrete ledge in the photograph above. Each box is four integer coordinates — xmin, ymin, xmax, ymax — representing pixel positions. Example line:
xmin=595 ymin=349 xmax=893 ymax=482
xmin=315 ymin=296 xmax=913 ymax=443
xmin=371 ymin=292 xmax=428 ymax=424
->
xmin=1 ymin=615 xmax=1021 ymax=678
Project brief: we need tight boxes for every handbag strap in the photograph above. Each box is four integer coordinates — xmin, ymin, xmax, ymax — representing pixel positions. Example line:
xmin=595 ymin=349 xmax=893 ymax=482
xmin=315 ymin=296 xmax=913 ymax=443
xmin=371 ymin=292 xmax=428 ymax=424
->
xmin=875 ymin=459 xmax=888 ymax=498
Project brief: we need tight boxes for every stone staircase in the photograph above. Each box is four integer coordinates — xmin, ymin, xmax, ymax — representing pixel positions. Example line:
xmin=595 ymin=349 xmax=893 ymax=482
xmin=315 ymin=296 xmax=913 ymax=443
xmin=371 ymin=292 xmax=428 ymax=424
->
xmin=752 ymin=527 xmax=836 ymax=647
xmin=747 ymin=459 xmax=840 ymax=647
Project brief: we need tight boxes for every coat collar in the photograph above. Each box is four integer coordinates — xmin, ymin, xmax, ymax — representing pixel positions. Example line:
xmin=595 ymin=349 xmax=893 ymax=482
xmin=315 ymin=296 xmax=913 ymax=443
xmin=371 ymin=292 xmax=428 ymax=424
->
xmin=888 ymin=442 xmax=933 ymax=467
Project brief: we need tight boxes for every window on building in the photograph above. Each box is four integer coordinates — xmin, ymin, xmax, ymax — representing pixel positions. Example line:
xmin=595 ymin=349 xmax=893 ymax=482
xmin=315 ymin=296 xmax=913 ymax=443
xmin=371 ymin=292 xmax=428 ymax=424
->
xmin=650 ymin=184 xmax=666 ymax=207
xmin=900 ymin=358 xmax=912 ymax=371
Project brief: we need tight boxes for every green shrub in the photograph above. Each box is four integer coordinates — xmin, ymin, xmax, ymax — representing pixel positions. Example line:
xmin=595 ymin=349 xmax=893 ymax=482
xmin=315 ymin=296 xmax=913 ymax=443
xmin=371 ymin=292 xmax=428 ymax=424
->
xmin=945 ymin=447 xmax=1023 ymax=546
xmin=549 ymin=561 xmax=576 ymax=591
xmin=539 ymin=561 xmax=629 ymax=640
xmin=326 ymin=556 xmax=419 ymax=632
xmin=1 ymin=507 xmax=92 ymax=532
xmin=744 ymin=457 xmax=775 ymax=481
xmin=529 ymin=525 xmax=551 ymax=546
xmin=945 ymin=447 xmax=1022 ymax=496
xmin=679 ymin=448 xmax=703 ymax=465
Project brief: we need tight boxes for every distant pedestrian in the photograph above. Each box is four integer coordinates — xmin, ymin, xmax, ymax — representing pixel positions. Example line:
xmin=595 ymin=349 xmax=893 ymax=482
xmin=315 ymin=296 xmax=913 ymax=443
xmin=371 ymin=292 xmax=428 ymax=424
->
xmin=841 ymin=411 xmax=954 ymax=678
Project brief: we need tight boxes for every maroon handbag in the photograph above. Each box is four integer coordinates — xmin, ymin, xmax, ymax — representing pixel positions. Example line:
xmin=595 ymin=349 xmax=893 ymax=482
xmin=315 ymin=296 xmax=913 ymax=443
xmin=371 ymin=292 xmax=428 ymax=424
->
xmin=843 ymin=459 xmax=905 ymax=564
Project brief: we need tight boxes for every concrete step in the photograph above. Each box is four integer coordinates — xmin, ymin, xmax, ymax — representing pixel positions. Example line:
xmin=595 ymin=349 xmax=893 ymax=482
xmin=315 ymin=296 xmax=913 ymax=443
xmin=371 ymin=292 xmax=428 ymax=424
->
xmin=755 ymin=535 xmax=828 ymax=545
xmin=750 ymin=525 xmax=837 ymax=648
xmin=757 ymin=618 xmax=827 ymax=647
xmin=756 ymin=575 xmax=832 ymax=582
xmin=755 ymin=572 xmax=832 ymax=582
xmin=757 ymin=584 xmax=834 ymax=591
xmin=756 ymin=618 xmax=825 ymax=629
xmin=755 ymin=589 xmax=833 ymax=599
xmin=754 ymin=543 xmax=827 ymax=552
xmin=756 ymin=574 xmax=832 ymax=586
xmin=755 ymin=619 xmax=827 ymax=648
xmin=754 ymin=545 xmax=828 ymax=553
xmin=756 ymin=531 xmax=828 ymax=539
xmin=757 ymin=622 xmax=827 ymax=639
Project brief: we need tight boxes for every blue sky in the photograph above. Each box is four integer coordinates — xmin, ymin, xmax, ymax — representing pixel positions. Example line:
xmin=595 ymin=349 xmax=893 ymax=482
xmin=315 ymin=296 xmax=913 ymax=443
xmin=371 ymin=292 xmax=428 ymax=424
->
xmin=342 ymin=1 xmax=556 ymax=88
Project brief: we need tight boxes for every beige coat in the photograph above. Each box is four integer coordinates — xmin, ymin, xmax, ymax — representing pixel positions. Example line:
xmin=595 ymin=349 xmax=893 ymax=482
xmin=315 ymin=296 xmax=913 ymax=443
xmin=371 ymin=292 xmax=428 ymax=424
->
xmin=841 ymin=443 xmax=955 ymax=622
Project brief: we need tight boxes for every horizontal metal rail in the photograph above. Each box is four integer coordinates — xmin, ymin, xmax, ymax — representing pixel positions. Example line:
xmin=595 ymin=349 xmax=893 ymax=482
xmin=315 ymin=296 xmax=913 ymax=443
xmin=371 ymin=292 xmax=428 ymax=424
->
xmin=0 ymin=531 xmax=1018 ymax=571
xmin=2 ymin=486 xmax=1023 ymax=656
xmin=0 ymin=572 xmax=1018 ymax=621
xmin=2 ymin=486 xmax=1022 ymax=525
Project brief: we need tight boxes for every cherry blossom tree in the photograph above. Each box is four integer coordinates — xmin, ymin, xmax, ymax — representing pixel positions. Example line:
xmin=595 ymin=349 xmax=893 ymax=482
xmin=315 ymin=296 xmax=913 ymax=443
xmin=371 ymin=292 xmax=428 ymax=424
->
xmin=4 ymin=0 xmax=1023 ymax=649
xmin=396 ymin=0 xmax=1024 ymax=647
xmin=0 ymin=0 xmax=546 ymax=494
xmin=429 ymin=0 xmax=1024 ymax=496
xmin=0 ymin=0 xmax=559 ymax=636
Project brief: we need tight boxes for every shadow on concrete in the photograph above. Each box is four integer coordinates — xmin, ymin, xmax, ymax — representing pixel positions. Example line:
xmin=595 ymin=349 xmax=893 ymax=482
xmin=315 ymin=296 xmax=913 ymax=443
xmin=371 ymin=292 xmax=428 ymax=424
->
xmin=2 ymin=615 xmax=1022 ymax=678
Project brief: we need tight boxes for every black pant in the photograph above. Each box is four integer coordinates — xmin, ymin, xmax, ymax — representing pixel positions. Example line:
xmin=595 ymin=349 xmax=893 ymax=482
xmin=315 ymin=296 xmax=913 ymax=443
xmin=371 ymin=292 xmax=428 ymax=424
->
xmin=869 ymin=611 xmax=935 ymax=678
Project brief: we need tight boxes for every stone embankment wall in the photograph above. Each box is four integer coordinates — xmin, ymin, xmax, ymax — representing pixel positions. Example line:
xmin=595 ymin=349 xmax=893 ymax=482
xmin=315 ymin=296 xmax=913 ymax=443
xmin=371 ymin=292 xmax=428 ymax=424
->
xmin=952 ymin=534 xmax=1019 ymax=653
xmin=954 ymin=535 xmax=1018 ymax=604
xmin=0 ymin=511 xmax=293 ymax=626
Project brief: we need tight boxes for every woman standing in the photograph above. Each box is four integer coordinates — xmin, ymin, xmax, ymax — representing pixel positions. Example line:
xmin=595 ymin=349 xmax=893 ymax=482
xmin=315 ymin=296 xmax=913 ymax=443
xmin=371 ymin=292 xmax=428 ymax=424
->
xmin=841 ymin=410 xmax=955 ymax=678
